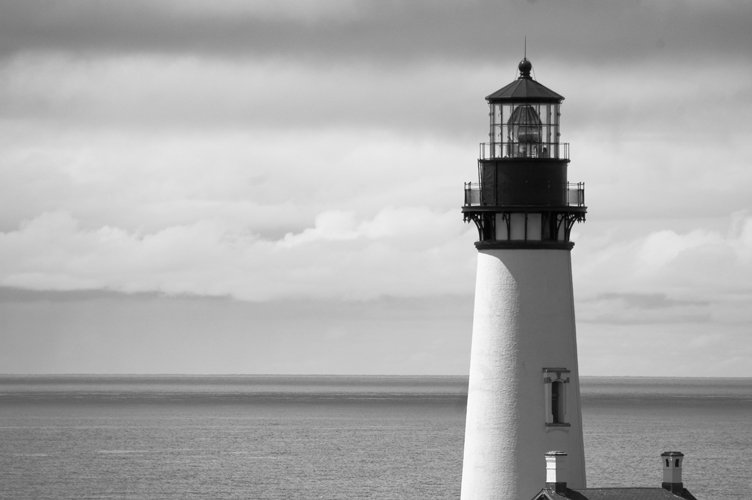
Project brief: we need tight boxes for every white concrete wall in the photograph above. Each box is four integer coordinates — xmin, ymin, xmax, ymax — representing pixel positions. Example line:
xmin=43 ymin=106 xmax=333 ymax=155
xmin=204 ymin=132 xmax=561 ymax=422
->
xmin=460 ymin=249 xmax=586 ymax=500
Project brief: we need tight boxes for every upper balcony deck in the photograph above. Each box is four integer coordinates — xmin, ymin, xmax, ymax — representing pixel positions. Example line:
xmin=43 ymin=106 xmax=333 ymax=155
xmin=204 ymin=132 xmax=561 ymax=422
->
xmin=463 ymin=182 xmax=585 ymax=209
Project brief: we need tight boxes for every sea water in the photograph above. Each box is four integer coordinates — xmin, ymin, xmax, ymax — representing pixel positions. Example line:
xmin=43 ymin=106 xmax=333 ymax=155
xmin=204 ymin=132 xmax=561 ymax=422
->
xmin=0 ymin=376 xmax=749 ymax=499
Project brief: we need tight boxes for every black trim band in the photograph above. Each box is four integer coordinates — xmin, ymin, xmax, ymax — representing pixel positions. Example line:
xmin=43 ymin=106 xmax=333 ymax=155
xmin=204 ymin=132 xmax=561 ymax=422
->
xmin=462 ymin=206 xmax=587 ymax=214
xmin=475 ymin=241 xmax=574 ymax=250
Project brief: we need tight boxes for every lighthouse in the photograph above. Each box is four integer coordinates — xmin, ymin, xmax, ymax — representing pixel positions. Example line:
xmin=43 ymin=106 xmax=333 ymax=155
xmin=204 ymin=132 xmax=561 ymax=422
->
xmin=460 ymin=58 xmax=587 ymax=499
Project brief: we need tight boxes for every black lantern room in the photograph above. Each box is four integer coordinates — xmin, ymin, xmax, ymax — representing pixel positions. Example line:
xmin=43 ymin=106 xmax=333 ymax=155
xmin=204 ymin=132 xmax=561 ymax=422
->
xmin=463 ymin=58 xmax=586 ymax=248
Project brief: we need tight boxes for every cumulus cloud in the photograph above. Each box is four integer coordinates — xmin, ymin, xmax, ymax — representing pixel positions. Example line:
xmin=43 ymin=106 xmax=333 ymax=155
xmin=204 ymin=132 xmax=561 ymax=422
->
xmin=0 ymin=123 xmax=471 ymax=234
xmin=1 ymin=0 xmax=751 ymax=375
xmin=281 ymin=211 xmax=360 ymax=247
xmin=575 ymin=212 xmax=752 ymax=324
xmin=0 ymin=208 xmax=476 ymax=301
xmin=2 ymin=207 xmax=751 ymax=317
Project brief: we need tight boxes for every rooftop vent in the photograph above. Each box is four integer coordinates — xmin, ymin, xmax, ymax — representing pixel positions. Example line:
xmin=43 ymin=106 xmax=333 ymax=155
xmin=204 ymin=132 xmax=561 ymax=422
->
xmin=545 ymin=451 xmax=567 ymax=494
xmin=661 ymin=451 xmax=684 ymax=494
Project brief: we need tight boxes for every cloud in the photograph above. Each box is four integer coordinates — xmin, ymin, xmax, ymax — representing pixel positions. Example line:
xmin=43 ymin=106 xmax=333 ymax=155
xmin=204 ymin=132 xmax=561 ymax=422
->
xmin=281 ymin=211 xmax=360 ymax=247
xmin=0 ymin=208 xmax=476 ymax=301
xmin=579 ymin=292 xmax=711 ymax=325
xmin=1 ymin=0 xmax=750 ymax=64
xmin=0 ymin=122 xmax=473 ymax=231
xmin=281 ymin=207 xmax=460 ymax=248
xmin=1 ymin=0 xmax=750 ymax=376
xmin=574 ymin=212 xmax=752 ymax=325
xmin=3 ymin=207 xmax=751 ymax=322
xmin=0 ymin=53 xmax=487 ymax=136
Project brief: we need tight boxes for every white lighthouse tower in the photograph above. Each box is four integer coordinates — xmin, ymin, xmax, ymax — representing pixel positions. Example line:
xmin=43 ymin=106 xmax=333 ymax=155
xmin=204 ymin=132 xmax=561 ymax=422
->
xmin=460 ymin=58 xmax=587 ymax=499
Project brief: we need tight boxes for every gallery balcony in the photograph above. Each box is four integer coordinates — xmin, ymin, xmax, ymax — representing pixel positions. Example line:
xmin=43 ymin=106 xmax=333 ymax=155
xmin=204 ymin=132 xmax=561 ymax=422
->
xmin=463 ymin=182 xmax=585 ymax=208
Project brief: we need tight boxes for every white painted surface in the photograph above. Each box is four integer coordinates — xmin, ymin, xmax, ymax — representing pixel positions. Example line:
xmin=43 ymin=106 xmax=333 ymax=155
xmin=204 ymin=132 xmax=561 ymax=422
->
xmin=460 ymin=249 xmax=586 ymax=500
xmin=662 ymin=454 xmax=683 ymax=484
xmin=527 ymin=214 xmax=541 ymax=241
xmin=495 ymin=214 xmax=508 ymax=240
xmin=509 ymin=214 xmax=525 ymax=240
xmin=545 ymin=452 xmax=567 ymax=484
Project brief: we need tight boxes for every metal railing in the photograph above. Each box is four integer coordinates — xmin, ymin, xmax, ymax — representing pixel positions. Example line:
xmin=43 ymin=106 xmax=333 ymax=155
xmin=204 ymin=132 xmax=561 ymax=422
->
xmin=479 ymin=142 xmax=569 ymax=160
xmin=464 ymin=182 xmax=481 ymax=206
xmin=567 ymin=182 xmax=585 ymax=207
xmin=463 ymin=182 xmax=585 ymax=207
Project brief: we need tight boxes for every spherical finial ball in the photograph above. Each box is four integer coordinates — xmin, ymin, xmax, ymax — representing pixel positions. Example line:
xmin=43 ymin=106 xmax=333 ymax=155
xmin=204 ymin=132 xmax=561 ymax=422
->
xmin=518 ymin=58 xmax=532 ymax=78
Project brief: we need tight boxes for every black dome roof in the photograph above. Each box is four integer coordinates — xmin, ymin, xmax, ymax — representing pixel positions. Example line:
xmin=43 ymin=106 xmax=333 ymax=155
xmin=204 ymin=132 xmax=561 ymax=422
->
xmin=486 ymin=59 xmax=564 ymax=104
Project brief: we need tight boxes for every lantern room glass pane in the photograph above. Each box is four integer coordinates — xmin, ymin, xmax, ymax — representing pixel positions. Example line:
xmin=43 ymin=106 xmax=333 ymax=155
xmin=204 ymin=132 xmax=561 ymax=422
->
xmin=489 ymin=103 xmax=562 ymax=159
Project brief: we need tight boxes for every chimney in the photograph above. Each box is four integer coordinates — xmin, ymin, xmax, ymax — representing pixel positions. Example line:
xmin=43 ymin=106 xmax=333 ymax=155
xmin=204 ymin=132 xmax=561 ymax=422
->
xmin=545 ymin=451 xmax=567 ymax=493
xmin=661 ymin=451 xmax=684 ymax=494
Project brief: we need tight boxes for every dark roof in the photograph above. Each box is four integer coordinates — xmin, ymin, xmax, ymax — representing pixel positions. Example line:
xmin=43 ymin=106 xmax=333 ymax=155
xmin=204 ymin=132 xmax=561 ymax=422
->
xmin=533 ymin=487 xmax=698 ymax=500
xmin=486 ymin=59 xmax=564 ymax=103
xmin=486 ymin=77 xmax=564 ymax=103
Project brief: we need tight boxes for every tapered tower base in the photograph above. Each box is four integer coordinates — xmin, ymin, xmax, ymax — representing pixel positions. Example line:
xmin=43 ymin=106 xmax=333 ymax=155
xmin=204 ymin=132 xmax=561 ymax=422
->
xmin=460 ymin=249 xmax=586 ymax=500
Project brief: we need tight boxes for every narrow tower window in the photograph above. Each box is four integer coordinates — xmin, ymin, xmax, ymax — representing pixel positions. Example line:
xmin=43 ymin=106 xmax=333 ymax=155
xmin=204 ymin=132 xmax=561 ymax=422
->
xmin=543 ymin=368 xmax=571 ymax=426
xmin=551 ymin=381 xmax=563 ymax=423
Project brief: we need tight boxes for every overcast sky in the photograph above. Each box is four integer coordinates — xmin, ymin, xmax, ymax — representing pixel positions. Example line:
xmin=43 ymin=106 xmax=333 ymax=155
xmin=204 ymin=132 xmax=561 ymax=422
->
xmin=1 ymin=0 xmax=751 ymax=376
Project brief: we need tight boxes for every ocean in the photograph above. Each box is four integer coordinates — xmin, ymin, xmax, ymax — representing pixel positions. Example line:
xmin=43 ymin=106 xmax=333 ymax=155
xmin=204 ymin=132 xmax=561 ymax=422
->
xmin=0 ymin=376 xmax=749 ymax=499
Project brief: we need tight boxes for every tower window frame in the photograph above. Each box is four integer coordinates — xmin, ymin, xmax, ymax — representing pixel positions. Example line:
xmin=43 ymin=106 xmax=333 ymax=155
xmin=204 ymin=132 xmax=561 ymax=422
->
xmin=543 ymin=368 xmax=571 ymax=427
